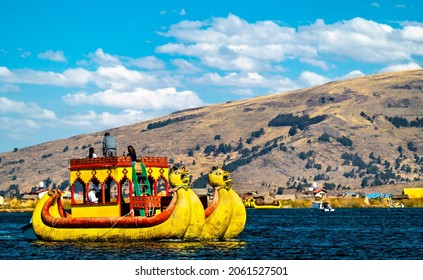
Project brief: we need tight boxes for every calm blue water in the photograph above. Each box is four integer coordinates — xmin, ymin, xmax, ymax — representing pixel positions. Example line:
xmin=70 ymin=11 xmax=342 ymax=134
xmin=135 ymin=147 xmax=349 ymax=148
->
xmin=0 ymin=208 xmax=422 ymax=260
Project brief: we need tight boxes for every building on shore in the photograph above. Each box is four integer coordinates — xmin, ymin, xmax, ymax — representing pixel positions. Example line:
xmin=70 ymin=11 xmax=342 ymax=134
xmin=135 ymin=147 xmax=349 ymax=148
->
xmin=403 ymin=188 xmax=423 ymax=198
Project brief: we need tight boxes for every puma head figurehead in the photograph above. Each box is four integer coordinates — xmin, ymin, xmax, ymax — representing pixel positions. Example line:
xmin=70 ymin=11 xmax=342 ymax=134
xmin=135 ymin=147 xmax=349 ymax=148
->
xmin=208 ymin=165 xmax=232 ymax=188
xmin=169 ymin=165 xmax=191 ymax=188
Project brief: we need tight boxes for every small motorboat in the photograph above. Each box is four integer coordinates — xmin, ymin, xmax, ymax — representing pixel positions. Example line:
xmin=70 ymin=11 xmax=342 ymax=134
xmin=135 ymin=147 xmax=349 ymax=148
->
xmin=311 ymin=201 xmax=335 ymax=212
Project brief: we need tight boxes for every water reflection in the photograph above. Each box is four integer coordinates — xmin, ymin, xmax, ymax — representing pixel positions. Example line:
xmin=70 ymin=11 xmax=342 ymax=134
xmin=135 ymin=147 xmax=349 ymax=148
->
xmin=30 ymin=239 xmax=246 ymax=260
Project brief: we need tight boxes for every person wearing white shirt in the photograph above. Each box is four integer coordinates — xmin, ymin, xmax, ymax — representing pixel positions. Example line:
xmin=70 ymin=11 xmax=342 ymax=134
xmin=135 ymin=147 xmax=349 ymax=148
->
xmin=88 ymin=188 xmax=98 ymax=204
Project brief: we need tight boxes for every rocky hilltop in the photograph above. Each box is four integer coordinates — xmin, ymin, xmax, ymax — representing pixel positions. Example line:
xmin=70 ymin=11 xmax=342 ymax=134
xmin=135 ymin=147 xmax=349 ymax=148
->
xmin=1 ymin=69 xmax=422 ymax=197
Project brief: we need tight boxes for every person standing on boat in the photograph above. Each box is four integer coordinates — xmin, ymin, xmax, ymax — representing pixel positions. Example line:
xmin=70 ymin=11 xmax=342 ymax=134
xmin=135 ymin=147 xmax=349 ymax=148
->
xmin=88 ymin=188 xmax=98 ymax=204
xmin=86 ymin=147 xmax=97 ymax=158
xmin=127 ymin=145 xmax=137 ymax=163
xmin=102 ymin=132 xmax=116 ymax=157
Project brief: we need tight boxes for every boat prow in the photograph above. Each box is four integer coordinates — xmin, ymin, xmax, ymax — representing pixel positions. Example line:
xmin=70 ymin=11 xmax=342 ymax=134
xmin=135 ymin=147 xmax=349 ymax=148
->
xmin=200 ymin=166 xmax=246 ymax=240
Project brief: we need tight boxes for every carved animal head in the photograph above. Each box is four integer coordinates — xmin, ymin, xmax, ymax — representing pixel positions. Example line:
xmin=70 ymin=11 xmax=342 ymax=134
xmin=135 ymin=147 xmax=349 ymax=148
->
xmin=208 ymin=165 xmax=232 ymax=188
xmin=169 ymin=165 xmax=191 ymax=187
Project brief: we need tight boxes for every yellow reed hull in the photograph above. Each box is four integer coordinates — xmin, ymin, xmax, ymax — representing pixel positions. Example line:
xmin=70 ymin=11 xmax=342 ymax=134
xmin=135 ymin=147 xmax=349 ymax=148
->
xmin=200 ymin=187 xmax=246 ymax=240
xmin=245 ymin=199 xmax=283 ymax=209
xmin=31 ymin=188 xmax=205 ymax=242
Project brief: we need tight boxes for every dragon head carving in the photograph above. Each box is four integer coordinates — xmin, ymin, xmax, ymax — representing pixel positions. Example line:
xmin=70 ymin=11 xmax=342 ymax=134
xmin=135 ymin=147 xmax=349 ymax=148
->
xmin=169 ymin=165 xmax=191 ymax=187
xmin=208 ymin=165 xmax=232 ymax=188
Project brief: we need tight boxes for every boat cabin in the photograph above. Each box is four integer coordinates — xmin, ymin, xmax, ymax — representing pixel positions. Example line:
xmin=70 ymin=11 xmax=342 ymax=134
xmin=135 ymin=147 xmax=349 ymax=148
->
xmin=69 ymin=156 xmax=171 ymax=218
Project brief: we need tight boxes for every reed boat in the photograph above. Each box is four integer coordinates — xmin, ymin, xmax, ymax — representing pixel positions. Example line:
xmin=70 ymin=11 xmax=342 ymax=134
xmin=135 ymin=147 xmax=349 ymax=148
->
xmin=200 ymin=166 xmax=247 ymax=240
xmin=29 ymin=156 xmax=206 ymax=242
xmin=243 ymin=197 xmax=283 ymax=209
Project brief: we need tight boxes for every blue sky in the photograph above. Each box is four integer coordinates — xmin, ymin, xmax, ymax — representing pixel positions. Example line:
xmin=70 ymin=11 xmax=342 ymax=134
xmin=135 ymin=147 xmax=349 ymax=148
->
xmin=0 ymin=0 xmax=422 ymax=153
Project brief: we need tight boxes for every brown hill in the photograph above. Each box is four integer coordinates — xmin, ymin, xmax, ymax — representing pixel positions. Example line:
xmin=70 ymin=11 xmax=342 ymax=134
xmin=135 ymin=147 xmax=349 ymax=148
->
xmin=1 ymin=69 xmax=422 ymax=197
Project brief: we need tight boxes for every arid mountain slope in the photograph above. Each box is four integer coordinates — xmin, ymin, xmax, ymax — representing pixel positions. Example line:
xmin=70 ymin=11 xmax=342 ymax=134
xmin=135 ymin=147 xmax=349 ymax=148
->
xmin=1 ymin=69 xmax=422 ymax=196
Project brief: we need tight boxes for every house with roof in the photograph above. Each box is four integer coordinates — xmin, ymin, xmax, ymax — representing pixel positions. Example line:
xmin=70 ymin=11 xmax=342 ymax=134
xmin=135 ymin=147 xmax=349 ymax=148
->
xmin=313 ymin=187 xmax=327 ymax=199
xmin=21 ymin=188 xmax=49 ymax=200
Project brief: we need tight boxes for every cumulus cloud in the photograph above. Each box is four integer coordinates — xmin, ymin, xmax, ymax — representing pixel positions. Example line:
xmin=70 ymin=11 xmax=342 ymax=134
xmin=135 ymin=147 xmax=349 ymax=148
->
xmin=171 ymin=59 xmax=200 ymax=73
xmin=0 ymin=97 xmax=57 ymax=120
xmin=89 ymin=48 xmax=122 ymax=66
xmin=157 ymin=14 xmax=423 ymax=71
xmin=379 ymin=62 xmax=421 ymax=73
xmin=0 ymin=66 xmax=92 ymax=87
xmin=401 ymin=25 xmax=423 ymax=41
xmin=0 ymin=116 xmax=40 ymax=141
xmin=128 ymin=56 xmax=165 ymax=69
xmin=0 ymin=64 xmax=162 ymax=90
xmin=193 ymin=71 xmax=288 ymax=88
xmin=93 ymin=65 xmax=161 ymax=91
xmin=60 ymin=109 xmax=152 ymax=130
xmin=38 ymin=50 xmax=67 ymax=62
xmin=338 ymin=70 xmax=366 ymax=80
xmin=300 ymin=58 xmax=330 ymax=70
xmin=0 ymin=84 xmax=20 ymax=92
xmin=62 ymin=87 xmax=206 ymax=111
xmin=298 ymin=71 xmax=331 ymax=87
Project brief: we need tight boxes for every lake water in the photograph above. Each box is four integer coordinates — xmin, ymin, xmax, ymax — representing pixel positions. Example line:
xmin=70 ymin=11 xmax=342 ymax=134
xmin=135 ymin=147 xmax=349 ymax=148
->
xmin=0 ymin=208 xmax=422 ymax=260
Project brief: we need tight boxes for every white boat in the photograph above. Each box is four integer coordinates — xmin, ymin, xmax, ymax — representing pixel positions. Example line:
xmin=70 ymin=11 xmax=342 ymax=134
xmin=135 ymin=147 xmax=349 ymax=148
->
xmin=311 ymin=201 xmax=335 ymax=212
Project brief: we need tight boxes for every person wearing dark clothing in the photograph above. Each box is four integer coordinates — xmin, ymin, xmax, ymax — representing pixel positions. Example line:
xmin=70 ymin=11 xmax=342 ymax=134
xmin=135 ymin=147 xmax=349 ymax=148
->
xmin=86 ymin=147 xmax=97 ymax=158
xmin=102 ymin=132 xmax=117 ymax=157
xmin=127 ymin=145 xmax=137 ymax=163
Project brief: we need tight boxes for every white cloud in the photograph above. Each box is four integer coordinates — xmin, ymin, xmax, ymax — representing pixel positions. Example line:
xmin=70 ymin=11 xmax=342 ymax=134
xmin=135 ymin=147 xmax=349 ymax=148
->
xmin=0 ymin=97 xmax=57 ymax=120
xmin=62 ymin=87 xmax=206 ymax=111
xmin=0 ymin=66 xmax=13 ymax=77
xmin=379 ymin=62 xmax=421 ymax=73
xmin=299 ymin=18 xmax=406 ymax=63
xmin=38 ymin=50 xmax=67 ymax=62
xmin=0 ymin=66 xmax=92 ymax=87
xmin=192 ymin=71 xmax=295 ymax=90
xmin=0 ymin=97 xmax=53 ymax=120
xmin=157 ymin=15 xmax=423 ymax=72
xmin=401 ymin=25 xmax=423 ymax=41
xmin=0 ymin=84 xmax=20 ymax=92
xmin=93 ymin=65 xmax=160 ymax=91
xmin=60 ymin=109 xmax=152 ymax=130
xmin=128 ymin=56 xmax=165 ymax=69
xmin=0 ymin=117 xmax=40 ymax=141
xmin=300 ymin=58 xmax=330 ymax=70
xmin=338 ymin=70 xmax=366 ymax=80
xmin=171 ymin=59 xmax=200 ymax=73
xmin=89 ymin=48 xmax=122 ymax=66
xmin=298 ymin=71 xmax=331 ymax=87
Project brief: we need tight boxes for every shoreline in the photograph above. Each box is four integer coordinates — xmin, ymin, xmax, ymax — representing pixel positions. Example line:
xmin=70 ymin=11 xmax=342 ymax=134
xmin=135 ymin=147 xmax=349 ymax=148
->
xmin=0 ymin=208 xmax=34 ymax=213
xmin=2 ymin=205 xmax=423 ymax=213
